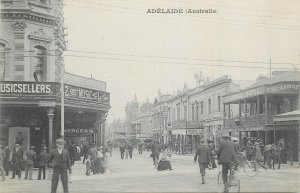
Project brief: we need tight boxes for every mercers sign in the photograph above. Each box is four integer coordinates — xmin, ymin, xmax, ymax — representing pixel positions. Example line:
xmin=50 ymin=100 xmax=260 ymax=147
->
xmin=0 ymin=81 xmax=110 ymax=104
xmin=223 ymin=82 xmax=299 ymax=103
xmin=65 ymin=128 xmax=95 ymax=134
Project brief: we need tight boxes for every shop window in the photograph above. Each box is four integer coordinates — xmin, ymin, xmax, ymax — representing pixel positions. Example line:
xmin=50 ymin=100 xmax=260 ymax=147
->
xmin=0 ymin=43 xmax=5 ymax=80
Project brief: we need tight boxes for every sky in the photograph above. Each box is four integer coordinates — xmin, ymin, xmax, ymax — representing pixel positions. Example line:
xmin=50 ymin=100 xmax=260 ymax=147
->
xmin=63 ymin=0 xmax=300 ymax=122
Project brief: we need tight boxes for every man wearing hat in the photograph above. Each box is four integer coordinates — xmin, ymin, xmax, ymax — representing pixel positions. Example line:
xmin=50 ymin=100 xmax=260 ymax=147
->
xmin=0 ymin=145 xmax=6 ymax=181
xmin=194 ymin=139 xmax=211 ymax=184
xmin=48 ymin=138 xmax=72 ymax=193
xmin=37 ymin=147 xmax=49 ymax=180
xmin=24 ymin=146 xmax=37 ymax=180
xmin=10 ymin=144 xmax=23 ymax=180
xmin=217 ymin=134 xmax=237 ymax=193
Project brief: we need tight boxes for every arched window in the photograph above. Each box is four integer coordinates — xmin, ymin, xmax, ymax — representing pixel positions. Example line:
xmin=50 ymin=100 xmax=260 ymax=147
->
xmin=0 ymin=43 xmax=5 ymax=80
xmin=33 ymin=46 xmax=47 ymax=82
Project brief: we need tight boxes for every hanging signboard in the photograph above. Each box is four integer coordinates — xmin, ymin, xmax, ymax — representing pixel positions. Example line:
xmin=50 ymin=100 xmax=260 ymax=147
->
xmin=0 ymin=82 xmax=55 ymax=95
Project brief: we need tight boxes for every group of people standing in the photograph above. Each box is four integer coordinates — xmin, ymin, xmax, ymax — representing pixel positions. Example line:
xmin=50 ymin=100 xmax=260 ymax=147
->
xmin=84 ymin=144 xmax=105 ymax=175
xmin=0 ymin=144 xmax=50 ymax=181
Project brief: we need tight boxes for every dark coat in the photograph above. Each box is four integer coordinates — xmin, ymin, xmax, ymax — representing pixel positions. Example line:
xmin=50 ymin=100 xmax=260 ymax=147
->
xmin=11 ymin=148 xmax=23 ymax=167
xmin=194 ymin=145 xmax=210 ymax=163
xmin=38 ymin=151 xmax=50 ymax=167
xmin=151 ymin=143 xmax=161 ymax=156
xmin=48 ymin=149 xmax=72 ymax=174
xmin=25 ymin=150 xmax=37 ymax=165
xmin=217 ymin=140 xmax=237 ymax=164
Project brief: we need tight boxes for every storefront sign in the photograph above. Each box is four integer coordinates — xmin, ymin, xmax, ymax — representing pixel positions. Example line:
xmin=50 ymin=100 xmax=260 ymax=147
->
xmin=266 ymin=83 xmax=299 ymax=94
xmin=64 ymin=84 xmax=110 ymax=104
xmin=64 ymin=128 xmax=95 ymax=135
xmin=186 ymin=129 xmax=203 ymax=135
xmin=224 ymin=82 xmax=300 ymax=103
xmin=0 ymin=82 xmax=54 ymax=95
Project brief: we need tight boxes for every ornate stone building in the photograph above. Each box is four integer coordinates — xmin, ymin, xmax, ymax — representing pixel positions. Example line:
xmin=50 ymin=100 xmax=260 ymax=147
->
xmin=0 ymin=0 xmax=110 ymax=152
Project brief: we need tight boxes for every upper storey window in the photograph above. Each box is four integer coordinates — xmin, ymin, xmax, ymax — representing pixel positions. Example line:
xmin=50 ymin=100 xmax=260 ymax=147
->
xmin=0 ymin=43 xmax=5 ymax=80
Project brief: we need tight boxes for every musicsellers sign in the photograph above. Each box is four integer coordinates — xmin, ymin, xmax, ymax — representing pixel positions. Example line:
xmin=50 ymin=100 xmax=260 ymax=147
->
xmin=223 ymin=82 xmax=299 ymax=103
xmin=0 ymin=82 xmax=54 ymax=95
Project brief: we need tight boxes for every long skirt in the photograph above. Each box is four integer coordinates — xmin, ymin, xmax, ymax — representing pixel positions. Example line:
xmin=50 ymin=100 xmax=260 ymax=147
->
xmin=94 ymin=159 xmax=104 ymax=174
xmin=157 ymin=160 xmax=172 ymax=171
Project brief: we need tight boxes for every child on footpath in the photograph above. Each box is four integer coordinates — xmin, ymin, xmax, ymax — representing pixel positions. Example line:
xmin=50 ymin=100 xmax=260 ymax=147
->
xmin=86 ymin=155 xmax=92 ymax=176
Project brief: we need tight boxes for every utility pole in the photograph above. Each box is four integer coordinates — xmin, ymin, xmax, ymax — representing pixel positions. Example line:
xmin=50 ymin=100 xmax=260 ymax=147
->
xmin=61 ymin=61 xmax=65 ymax=139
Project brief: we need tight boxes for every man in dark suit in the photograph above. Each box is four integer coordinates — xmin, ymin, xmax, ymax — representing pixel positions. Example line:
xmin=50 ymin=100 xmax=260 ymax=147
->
xmin=24 ymin=146 xmax=37 ymax=180
xmin=37 ymin=147 xmax=49 ymax=180
xmin=217 ymin=134 xmax=237 ymax=193
xmin=48 ymin=138 xmax=72 ymax=193
xmin=11 ymin=144 xmax=23 ymax=180
xmin=194 ymin=139 xmax=211 ymax=184
xmin=128 ymin=144 xmax=133 ymax=159
xmin=151 ymin=141 xmax=161 ymax=167
xmin=4 ymin=145 xmax=10 ymax=176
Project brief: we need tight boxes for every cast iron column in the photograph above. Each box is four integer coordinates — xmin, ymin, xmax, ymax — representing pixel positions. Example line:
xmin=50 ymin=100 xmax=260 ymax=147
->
xmin=47 ymin=108 xmax=54 ymax=150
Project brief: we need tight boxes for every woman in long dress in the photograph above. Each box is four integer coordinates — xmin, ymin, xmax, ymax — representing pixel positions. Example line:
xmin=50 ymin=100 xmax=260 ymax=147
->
xmin=95 ymin=147 xmax=104 ymax=174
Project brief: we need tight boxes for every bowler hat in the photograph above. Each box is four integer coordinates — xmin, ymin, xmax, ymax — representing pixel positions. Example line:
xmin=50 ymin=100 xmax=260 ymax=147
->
xmin=56 ymin=138 xmax=66 ymax=144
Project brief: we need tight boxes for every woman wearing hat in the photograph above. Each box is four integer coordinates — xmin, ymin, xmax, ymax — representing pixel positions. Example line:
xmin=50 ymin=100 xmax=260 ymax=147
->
xmin=94 ymin=147 xmax=104 ymax=174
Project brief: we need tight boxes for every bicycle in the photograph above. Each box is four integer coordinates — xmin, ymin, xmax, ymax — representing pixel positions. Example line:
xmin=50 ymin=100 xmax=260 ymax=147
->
xmin=236 ymin=152 xmax=267 ymax=177
xmin=217 ymin=163 xmax=240 ymax=193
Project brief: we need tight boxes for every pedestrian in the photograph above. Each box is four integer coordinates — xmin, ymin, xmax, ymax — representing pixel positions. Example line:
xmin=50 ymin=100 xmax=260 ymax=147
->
xmin=208 ymin=140 xmax=217 ymax=169
xmin=11 ymin=143 xmax=23 ymax=180
xmin=82 ymin=143 xmax=89 ymax=164
xmin=68 ymin=143 xmax=76 ymax=166
xmin=128 ymin=143 xmax=133 ymax=159
xmin=138 ymin=142 xmax=143 ymax=154
xmin=85 ymin=155 xmax=92 ymax=176
xmin=151 ymin=141 xmax=161 ymax=168
xmin=157 ymin=145 xmax=172 ymax=171
xmin=217 ymin=134 xmax=237 ymax=193
xmin=24 ymin=146 xmax=37 ymax=180
xmin=194 ymin=139 xmax=211 ymax=184
xmin=0 ymin=145 xmax=6 ymax=181
xmin=95 ymin=147 xmax=104 ymax=174
xmin=37 ymin=147 xmax=49 ymax=180
xmin=48 ymin=138 xmax=72 ymax=193
xmin=120 ymin=144 xmax=125 ymax=159
xmin=4 ymin=145 xmax=10 ymax=176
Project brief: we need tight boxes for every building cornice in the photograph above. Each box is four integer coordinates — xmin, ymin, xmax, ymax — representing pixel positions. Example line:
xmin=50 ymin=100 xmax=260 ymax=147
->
xmin=1 ymin=10 xmax=58 ymax=26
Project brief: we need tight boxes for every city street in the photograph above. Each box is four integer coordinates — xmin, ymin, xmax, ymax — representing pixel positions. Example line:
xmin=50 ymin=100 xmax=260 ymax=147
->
xmin=0 ymin=150 xmax=299 ymax=193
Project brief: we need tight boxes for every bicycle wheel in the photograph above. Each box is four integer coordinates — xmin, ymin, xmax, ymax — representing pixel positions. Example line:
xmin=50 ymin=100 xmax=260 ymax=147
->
xmin=217 ymin=172 xmax=224 ymax=193
xmin=243 ymin=161 xmax=258 ymax=177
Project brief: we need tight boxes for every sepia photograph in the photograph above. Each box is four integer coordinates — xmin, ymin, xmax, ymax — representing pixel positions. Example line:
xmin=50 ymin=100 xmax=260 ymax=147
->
xmin=0 ymin=0 xmax=299 ymax=193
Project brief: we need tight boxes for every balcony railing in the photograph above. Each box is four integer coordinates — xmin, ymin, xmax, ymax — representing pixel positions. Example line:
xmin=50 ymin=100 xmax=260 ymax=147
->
xmin=224 ymin=114 xmax=275 ymax=129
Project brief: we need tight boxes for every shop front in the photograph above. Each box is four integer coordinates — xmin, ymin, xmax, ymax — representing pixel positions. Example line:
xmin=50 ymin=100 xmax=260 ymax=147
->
xmin=0 ymin=81 xmax=110 ymax=153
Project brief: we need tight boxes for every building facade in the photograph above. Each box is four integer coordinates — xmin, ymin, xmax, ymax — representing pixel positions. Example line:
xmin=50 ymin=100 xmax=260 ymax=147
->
xmin=223 ymin=71 xmax=300 ymax=162
xmin=0 ymin=0 xmax=110 ymax=153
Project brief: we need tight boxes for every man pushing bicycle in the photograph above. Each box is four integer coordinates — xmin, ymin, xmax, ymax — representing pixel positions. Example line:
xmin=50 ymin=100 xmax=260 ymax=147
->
xmin=217 ymin=134 xmax=238 ymax=193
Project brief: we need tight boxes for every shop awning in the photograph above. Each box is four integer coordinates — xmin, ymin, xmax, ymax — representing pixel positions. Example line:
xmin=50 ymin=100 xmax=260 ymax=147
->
xmin=273 ymin=110 xmax=300 ymax=122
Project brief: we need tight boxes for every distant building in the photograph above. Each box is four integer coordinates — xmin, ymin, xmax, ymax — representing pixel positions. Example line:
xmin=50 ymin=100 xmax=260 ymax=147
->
xmin=0 ymin=0 xmax=110 ymax=151
xmin=223 ymin=71 xmax=300 ymax=162
xmin=125 ymin=94 xmax=139 ymax=139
